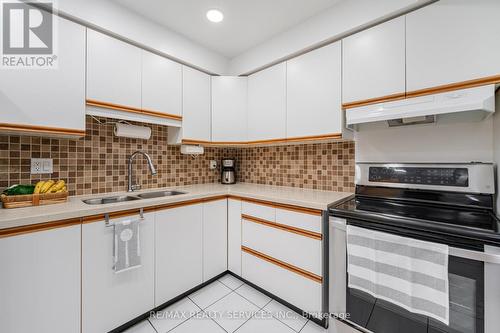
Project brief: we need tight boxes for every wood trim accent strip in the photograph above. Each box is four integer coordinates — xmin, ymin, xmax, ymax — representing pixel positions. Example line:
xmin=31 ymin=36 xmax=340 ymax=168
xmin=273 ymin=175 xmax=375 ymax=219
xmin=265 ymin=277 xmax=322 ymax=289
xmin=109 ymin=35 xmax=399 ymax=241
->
xmin=242 ymin=214 xmax=322 ymax=240
xmin=241 ymin=245 xmax=322 ymax=283
xmin=246 ymin=138 xmax=289 ymax=145
xmin=406 ymin=74 xmax=500 ymax=99
xmin=154 ymin=195 xmax=228 ymax=212
xmin=285 ymin=133 xmax=342 ymax=143
xmin=141 ymin=108 xmax=183 ymax=121
xmin=205 ymin=141 xmax=248 ymax=146
xmin=229 ymin=195 xmax=323 ymax=216
xmin=342 ymin=75 xmax=500 ymax=110
xmin=181 ymin=139 xmax=213 ymax=145
xmin=0 ymin=218 xmax=82 ymax=238
xmin=86 ymin=99 xmax=183 ymax=121
xmin=82 ymin=208 xmax=145 ymax=224
xmin=0 ymin=123 xmax=86 ymax=136
xmin=342 ymin=92 xmax=406 ymax=109
xmin=183 ymin=133 xmax=343 ymax=147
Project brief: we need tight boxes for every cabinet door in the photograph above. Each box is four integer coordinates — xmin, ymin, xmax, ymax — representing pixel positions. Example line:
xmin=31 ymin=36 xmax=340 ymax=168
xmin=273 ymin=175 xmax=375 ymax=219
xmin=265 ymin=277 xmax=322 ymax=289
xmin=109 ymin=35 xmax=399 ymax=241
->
xmin=0 ymin=226 xmax=81 ymax=333
xmin=211 ymin=76 xmax=248 ymax=142
xmin=406 ymin=0 xmax=500 ymax=92
xmin=182 ymin=66 xmax=211 ymax=141
xmin=82 ymin=213 xmax=155 ymax=333
xmin=87 ymin=29 xmax=142 ymax=108
xmin=247 ymin=63 xmax=287 ymax=141
xmin=203 ymin=199 xmax=228 ymax=281
xmin=228 ymin=199 xmax=242 ymax=275
xmin=0 ymin=16 xmax=85 ymax=134
xmin=242 ymin=251 xmax=322 ymax=314
xmin=286 ymin=42 xmax=342 ymax=138
xmin=343 ymin=16 xmax=405 ymax=104
xmin=142 ymin=51 xmax=182 ymax=116
xmin=155 ymin=204 xmax=203 ymax=305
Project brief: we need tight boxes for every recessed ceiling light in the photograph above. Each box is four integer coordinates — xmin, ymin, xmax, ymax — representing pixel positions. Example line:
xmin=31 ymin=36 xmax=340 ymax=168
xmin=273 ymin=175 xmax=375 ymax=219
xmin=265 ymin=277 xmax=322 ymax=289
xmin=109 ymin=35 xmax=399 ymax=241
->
xmin=206 ymin=9 xmax=224 ymax=23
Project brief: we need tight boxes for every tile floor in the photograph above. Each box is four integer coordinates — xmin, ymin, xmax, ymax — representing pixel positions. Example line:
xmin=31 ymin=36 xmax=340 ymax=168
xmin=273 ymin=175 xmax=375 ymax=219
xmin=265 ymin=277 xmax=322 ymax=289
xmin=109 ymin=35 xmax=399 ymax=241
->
xmin=121 ymin=274 xmax=346 ymax=333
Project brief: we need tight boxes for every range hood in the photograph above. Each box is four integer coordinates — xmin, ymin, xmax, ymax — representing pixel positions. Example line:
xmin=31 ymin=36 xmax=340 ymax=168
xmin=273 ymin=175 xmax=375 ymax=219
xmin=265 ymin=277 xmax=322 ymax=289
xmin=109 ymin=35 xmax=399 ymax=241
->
xmin=346 ymin=84 xmax=496 ymax=129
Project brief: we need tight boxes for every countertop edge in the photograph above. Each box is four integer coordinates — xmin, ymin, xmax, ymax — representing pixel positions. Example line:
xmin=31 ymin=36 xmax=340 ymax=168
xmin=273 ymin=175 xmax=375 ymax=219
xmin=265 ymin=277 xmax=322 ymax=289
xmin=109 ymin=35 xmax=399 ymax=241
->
xmin=0 ymin=184 xmax=354 ymax=232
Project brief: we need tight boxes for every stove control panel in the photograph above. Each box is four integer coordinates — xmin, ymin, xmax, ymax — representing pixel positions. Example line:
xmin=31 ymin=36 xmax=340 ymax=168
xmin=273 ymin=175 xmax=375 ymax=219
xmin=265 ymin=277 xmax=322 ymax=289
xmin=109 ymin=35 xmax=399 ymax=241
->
xmin=368 ymin=167 xmax=469 ymax=187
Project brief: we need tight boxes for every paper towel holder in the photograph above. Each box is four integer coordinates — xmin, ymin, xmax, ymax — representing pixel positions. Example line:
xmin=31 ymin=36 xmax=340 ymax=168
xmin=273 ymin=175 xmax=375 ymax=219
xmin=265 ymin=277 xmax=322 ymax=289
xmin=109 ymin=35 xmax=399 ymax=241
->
xmin=114 ymin=123 xmax=152 ymax=140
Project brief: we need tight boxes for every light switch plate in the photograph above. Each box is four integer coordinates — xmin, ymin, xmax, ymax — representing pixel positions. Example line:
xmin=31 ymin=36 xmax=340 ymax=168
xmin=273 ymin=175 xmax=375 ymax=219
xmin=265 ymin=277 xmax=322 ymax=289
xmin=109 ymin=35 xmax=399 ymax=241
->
xmin=31 ymin=158 xmax=53 ymax=174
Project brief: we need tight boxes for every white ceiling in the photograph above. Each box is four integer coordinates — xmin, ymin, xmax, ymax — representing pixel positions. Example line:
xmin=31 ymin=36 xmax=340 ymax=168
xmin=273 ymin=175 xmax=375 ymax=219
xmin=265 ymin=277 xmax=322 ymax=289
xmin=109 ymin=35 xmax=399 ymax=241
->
xmin=111 ymin=0 xmax=342 ymax=58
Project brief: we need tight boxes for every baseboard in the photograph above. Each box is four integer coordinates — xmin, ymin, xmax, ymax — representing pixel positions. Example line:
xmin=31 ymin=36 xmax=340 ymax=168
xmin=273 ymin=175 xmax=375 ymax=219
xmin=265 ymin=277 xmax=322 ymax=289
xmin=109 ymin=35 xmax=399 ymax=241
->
xmin=110 ymin=269 xmax=328 ymax=332
xmin=109 ymin=271 xmax=228 ymax=333
xmin=227 ymin=271 xmax=328 ymax=328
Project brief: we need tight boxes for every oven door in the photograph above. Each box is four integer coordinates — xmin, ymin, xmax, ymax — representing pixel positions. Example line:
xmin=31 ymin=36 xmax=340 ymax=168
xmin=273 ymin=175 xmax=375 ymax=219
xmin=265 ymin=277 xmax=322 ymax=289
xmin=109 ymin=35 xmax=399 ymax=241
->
xmin=344 ymin=219 xmax=492 ymax=333
xmin=347 ymin=255 xmax=484 ymax=333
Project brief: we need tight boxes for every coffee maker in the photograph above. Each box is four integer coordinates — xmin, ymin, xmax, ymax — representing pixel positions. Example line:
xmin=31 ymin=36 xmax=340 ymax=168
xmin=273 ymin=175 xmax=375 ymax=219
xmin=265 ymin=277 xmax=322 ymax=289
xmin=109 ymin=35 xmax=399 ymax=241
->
xmin=221 ymin=159 xmax=236 ymax=184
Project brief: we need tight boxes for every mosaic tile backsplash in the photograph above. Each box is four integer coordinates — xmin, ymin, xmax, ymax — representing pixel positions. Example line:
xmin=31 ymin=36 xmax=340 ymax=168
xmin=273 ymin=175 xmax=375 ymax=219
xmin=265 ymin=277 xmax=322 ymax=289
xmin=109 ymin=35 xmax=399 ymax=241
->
xmin=235 ymin=142 xmax=355 ymax=192
xmin=0 ymin=116 xmax=355 ymax=196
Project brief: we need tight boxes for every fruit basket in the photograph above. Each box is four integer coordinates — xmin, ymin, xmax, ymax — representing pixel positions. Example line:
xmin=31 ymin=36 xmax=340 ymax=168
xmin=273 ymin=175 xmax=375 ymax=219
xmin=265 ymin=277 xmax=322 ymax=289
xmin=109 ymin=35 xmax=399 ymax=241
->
xmin=1 ymin=180 xmax=68 ymax=209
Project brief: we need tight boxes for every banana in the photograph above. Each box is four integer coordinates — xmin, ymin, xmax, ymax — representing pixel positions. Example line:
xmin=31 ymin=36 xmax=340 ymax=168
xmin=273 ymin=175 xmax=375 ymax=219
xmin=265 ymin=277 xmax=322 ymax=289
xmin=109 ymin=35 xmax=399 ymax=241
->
xmin=48 ymin=180 xmax=65 ymax=193
xmin=56 ymin=186 xmax=67 ymax=193
xmin=40 ymin=180 xmax=55 ymax=194
xmin=34 ymin=181 xmax=45 ymax=194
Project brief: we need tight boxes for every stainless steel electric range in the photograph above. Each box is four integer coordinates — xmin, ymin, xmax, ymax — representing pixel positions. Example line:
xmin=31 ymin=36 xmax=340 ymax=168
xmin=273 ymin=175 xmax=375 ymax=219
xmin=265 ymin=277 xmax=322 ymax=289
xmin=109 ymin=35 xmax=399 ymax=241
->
xmin=329 ymin=163 xmax=500 ymax=333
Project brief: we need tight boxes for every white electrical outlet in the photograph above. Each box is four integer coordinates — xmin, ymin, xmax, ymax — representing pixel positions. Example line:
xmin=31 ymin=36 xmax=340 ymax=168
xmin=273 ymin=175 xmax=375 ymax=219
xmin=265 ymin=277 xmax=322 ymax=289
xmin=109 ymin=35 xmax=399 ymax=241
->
xmin=209 ymin=160 xmax=218 ymax=170
xmin=31 ymin=158 xmax=53 ymax=174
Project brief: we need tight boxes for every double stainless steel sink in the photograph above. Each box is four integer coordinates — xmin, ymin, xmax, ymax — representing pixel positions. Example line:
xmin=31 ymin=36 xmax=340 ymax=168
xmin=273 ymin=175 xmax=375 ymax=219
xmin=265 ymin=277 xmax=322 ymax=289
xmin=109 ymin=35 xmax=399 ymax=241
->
xmin=82 ymin=190 xmax=186 ymax=205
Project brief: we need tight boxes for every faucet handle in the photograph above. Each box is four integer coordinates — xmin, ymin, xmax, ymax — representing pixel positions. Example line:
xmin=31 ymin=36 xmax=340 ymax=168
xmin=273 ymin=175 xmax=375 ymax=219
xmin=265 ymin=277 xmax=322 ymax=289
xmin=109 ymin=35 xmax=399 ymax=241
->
xmin=130 ymin=184 xmax=142 ymax=191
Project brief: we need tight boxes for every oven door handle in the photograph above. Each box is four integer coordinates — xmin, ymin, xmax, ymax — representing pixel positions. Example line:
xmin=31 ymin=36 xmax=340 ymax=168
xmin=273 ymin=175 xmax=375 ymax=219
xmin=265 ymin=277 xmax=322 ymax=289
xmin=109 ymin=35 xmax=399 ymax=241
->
xmin=450 ymin=247 xmax=500 ymax=264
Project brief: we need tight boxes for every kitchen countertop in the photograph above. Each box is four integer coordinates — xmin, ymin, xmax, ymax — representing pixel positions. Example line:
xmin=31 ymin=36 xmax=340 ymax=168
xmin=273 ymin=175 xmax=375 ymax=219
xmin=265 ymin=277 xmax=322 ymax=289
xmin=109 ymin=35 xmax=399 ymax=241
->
xmin=0 ymin=183 xmax=353 ymax=230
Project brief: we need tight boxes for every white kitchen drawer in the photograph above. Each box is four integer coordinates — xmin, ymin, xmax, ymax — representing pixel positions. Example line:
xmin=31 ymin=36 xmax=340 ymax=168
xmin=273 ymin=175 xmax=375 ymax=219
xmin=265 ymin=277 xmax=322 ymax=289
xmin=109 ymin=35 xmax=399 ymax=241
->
xmin=275 ymin=208 xmax=322 ymax=233
xmin=242 ymin=219 xmax=322 ymax=276
xmin=242 ymin=251 xmax=322 ymax=314
xmin=242 ymin=201 xmax=275 ymax=222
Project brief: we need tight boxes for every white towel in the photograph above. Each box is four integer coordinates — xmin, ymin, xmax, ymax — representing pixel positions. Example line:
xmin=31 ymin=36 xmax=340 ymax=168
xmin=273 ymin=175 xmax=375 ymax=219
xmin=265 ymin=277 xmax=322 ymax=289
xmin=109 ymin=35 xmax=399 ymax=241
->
xmin=346 ymin=225 xmax=449 ymax=325
xmin=113 ymin=218 xmax=141 ymax=273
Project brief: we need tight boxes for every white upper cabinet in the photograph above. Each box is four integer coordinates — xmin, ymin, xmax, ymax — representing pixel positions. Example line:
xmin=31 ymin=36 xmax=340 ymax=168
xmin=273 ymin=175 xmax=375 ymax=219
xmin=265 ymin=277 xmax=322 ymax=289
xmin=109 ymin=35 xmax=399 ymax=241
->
xmin=342 ymin=16 xmax=406 ymax=104
xmin=286 ymin=41 xmax=343 ymax=138
xmin=180 ymin=66 xmax=212 ymax=142
xmin=142 ymin=51 xmax=182 ymax=116
xmin=211 ymin=76 xmax=248 ymax=142
xmin=406 ymin=0 xmax=500 ymax=92
xmin=0 ymin=16 xmax=85 ymax=136
xmin=247 ymin=63 xmax=287 ymax=141
xmin=87 ymin=29 xmax=142 ymax=109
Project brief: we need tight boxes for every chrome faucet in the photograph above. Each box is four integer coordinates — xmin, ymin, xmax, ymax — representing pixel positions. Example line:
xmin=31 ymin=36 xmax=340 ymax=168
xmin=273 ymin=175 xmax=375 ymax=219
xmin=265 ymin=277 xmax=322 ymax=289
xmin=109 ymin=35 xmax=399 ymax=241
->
xmin=128 ymin=151 xmax=157 ymax=192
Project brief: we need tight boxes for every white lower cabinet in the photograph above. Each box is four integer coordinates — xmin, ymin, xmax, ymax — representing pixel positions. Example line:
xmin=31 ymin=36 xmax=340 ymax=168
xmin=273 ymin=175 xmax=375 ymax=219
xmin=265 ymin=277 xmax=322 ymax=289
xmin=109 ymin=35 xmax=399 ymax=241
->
xmin=82 ymin=213 xmax=155 ymax=333
xmin=242 ymin=251 xmax=322 ymax=314
xmin=228 ymin=199 xmax=243 ymax=275
xmin=275 ymin=208 xmax=322 ymax=233
xmin=242 ymin=218 xmax=322 ymax=276
xmin=240 ymin=201 xmax=324 ymax=315
xmin=203 ymin=199 xmax=228 ymax=281
xmin=155 ymin=204 xmax=203 ymax=305
xmin=0 ymin=225 xmax=81 ymax=333
xmin=241 ymin=201 xmax=275 ymax=222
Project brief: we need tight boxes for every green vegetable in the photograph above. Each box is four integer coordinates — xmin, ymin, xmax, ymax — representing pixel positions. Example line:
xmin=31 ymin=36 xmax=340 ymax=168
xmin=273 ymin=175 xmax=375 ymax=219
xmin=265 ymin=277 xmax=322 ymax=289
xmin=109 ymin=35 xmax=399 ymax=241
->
xmin=3 ymin=184 xmax=36 ymax=196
